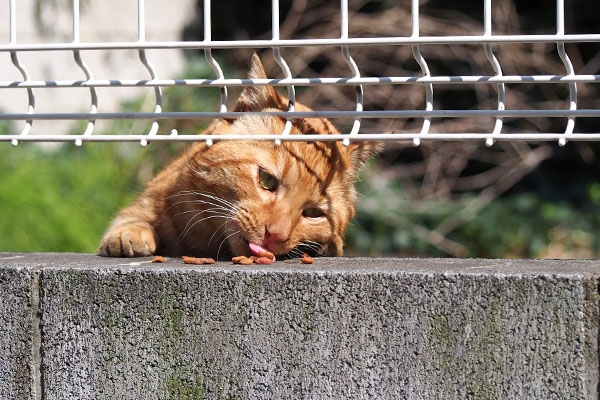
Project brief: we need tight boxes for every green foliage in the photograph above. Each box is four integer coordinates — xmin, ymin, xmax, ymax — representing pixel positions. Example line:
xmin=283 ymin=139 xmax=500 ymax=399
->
xmin=0 ymin=56 xmax=220 ymax=253
xmin=454 ymin=194 xmax=600 ymax=258
xmin=346 ymin=168 xmax=600 ymax=258
xmin=0 ymin=142 xmax=145 ymax=252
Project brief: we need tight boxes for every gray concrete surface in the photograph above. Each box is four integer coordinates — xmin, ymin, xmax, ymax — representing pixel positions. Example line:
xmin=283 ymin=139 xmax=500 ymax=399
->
xmin=1 ymin=252 xmax=599 ymax=399
xmin=0 ymin=263 xmax=35 ymax=400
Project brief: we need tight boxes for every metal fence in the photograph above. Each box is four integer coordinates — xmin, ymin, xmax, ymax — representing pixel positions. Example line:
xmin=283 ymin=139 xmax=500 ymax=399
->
xmin=1 ymin=0 xmax=599 ymax=147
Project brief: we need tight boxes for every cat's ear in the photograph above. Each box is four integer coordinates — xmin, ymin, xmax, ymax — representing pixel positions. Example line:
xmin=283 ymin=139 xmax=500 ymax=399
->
xmin=234 ymin=53 xmax=285 ymax=112
xmin=346 ymin=141 xmax=382 ymax=172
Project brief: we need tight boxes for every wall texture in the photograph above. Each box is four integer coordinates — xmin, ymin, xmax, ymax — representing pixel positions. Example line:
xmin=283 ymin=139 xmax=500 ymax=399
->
xmin=1 ymin=253 xmax=599 ymax=399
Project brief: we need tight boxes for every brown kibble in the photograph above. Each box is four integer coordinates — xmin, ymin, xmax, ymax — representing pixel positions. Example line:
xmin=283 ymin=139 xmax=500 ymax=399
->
xmin=232 ymin=256 xmax=254 ymax=265
xmin=255 ymin=256 xmax=274 ymax=265
xmin=182 ymin=256 xmax=216 ymax=265
xmin=257 ymin=250 xmax=275 ymax=260
xmin=152 ymin=256 xmax=165 ymax=263
xmin=301 ymin=253 xmax=314 ymax=264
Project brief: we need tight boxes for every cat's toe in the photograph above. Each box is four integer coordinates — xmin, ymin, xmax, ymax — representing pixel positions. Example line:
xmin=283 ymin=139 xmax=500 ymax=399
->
xmin=100 ymin=225 xmax=156 ymax=257
xmin=122 ymin=228 xmax=156 ymax=256
xmin=98 ymin=233 xmax=121 ymax=256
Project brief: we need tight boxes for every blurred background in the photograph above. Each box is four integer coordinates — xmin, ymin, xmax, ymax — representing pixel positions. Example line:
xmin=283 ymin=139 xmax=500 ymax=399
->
xmin=1 ymin=0 xmax=599 ymax=258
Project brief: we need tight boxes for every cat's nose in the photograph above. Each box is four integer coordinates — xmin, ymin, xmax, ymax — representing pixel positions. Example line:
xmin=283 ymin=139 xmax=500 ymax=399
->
xmin=265 ymin=227 xmax=290 ymax=244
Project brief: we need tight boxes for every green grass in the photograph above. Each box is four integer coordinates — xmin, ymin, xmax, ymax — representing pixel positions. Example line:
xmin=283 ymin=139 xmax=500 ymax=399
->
xmin=0 ymin=142 xmax=147 ymax=252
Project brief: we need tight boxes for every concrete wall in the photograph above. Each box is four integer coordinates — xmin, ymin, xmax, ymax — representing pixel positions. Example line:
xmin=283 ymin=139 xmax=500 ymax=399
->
xmin=1 ymin=253 xmax=599 ymax=399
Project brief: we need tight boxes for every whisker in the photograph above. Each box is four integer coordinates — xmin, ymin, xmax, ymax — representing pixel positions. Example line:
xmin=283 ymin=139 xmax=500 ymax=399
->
xmin=299 ymin=242 xmax=321 ymax=252
xmin=283 ymin=248 xmax=305 ymax=260
xmin=165 ymin=199 xmax=236 ymax=215
xmin=175 ymin=209 xmax=203 ymax=243
xmin=172 ymin=208 xmax=233 ymax=220
xmin=299 ymin=243 xmax=319 ymax=252
xmin=197 ymin=192 xmax=240 ymax=211
xmin=207 ymin=219 xmax=234 ymax=248
xmin=174 ymin=208 xmax=234 ymax=242
xmin=217 ymin=230 xmax=241 ymax=260
xmin=298 ymin=240 xmax=326 ymax=256
xmin=167 ymin=191 xmax=239 ymax=212
xmin=177 ymin=215 xmax=233 ymax=244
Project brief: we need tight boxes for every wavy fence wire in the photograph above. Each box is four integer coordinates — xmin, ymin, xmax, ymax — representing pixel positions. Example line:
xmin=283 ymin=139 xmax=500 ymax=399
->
xmin=1 ymin=0 xmax=599 ymax=148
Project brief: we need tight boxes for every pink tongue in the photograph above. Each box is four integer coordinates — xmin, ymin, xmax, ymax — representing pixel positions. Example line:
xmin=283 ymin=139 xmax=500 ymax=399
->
xmin=249 ymin=242 xmax=274 ymax=259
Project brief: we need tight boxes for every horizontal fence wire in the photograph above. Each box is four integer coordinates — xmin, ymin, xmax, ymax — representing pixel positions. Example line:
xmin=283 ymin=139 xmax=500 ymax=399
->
xmin=4 ymin=35 xmax=600 ymax=51
xmin=1 ymin=0 xmax=599 ymax=146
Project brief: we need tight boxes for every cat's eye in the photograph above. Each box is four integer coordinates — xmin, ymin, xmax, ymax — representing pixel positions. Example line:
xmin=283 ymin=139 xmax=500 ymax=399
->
xmin=303 ymin=207 xmax=325 ymax=219
xmin=258 ymin=168 xmax=278 ymax=192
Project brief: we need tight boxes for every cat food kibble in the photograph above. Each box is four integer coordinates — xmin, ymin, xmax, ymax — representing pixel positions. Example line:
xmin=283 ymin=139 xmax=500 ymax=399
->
xmin=232 ymin=253 xmax=316 ymax=265
xmin=152 ymin=256 xmax=165 ymax=263
xmin=182 ymin=256 xmax=216 ymax=265
xmin=301 ymin=254 xmax=314 ymax=264
xmin=232 ymin=256 xmax=254 ymax=265
xmin=257 ymin=250 xmax=275 ymax=260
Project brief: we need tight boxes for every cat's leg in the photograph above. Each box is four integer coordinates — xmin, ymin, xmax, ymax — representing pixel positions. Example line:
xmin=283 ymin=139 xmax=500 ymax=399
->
xmin=99 ymin=160 xmax=180 ymax=257
xmin=100 ymin=217 xmax=157 ymax=257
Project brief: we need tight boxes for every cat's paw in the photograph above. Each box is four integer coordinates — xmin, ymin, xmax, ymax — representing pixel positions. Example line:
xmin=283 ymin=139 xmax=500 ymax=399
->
xmin=100 ymin=224 xmax=157 ymax=257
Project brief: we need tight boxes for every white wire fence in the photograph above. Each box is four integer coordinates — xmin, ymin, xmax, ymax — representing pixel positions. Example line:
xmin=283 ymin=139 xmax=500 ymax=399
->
xmin=1 ymin=0 xmax=599 ymax=147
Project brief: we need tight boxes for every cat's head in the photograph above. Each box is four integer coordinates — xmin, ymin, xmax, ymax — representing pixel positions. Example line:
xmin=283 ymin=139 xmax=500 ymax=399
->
xmin=187 ymin=54 xmax=380 ymax=257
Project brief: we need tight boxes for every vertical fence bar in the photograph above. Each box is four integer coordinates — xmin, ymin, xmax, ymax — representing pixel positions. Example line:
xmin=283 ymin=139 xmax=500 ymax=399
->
xmin=272 ymin=0 xmax=295 ymax=145
xmin=72 ymin=0 xmax=97 ymax=146
xmin=411 ymin=0 xmax=433 ymax=147
xmin=72 ymin=0 xmax=80 ymax=43
xmin=203 ymin=2 xmax=226 ymax=107
xmin=9 ymin=0 xmax=34 ymax=147
xmin=9 ymin=0 xmax=16 ymax=43
xmin=138 ymin=0 xmax=162 ymax=147
xmin=203 ymin=0 xmax=228 ymax=147
xmin=556 ymin=0 xmax=577 ymax=146
xmin=483 ymin=0 xmax=505 ymax=147
xmin=340 ymin=0 xmax=363 ymax=147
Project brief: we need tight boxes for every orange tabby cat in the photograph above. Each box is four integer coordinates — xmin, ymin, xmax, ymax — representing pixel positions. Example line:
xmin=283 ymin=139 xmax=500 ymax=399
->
xmin=100 ymin=54 xmax=379 ymax=259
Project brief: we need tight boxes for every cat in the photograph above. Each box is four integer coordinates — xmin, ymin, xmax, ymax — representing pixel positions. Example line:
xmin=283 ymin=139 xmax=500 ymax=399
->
xmin=99 ymin=54 xmax=380 ymax=259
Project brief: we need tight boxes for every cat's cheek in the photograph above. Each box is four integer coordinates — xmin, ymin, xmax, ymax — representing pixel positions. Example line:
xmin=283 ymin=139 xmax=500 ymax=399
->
xmin=326 ymin=236 xmax=344 ymax=257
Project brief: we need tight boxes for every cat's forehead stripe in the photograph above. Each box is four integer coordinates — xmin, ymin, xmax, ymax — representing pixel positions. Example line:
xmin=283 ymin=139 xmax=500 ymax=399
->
xmin=281 ymin=143 xmax=332 ymax=186
xmin=226 ymin=113 xmax=346 ymax=190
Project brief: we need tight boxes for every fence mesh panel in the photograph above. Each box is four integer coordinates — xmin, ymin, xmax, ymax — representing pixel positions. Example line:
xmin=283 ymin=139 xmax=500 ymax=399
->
xmin=1 ymin=0 xmax=599 ymax=146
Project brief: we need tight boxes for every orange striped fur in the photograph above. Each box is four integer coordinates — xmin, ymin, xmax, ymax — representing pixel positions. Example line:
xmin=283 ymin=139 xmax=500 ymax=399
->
xmin=100 ymin=54 xmax=379 ymax=258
